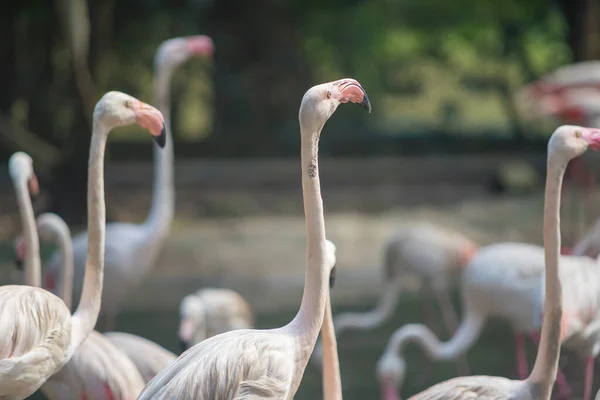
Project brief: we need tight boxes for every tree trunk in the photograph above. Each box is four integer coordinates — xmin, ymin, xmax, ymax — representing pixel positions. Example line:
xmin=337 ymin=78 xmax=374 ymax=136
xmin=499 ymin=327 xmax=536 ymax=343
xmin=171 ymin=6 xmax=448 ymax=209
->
xmin=557 ymin=0 xmax=599 ymax=61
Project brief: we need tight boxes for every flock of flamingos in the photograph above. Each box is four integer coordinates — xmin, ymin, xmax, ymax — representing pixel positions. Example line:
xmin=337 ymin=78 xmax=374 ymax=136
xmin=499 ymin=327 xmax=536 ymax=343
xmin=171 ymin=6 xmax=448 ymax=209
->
xmin=3 ymin=33 xmax=600 ymax=400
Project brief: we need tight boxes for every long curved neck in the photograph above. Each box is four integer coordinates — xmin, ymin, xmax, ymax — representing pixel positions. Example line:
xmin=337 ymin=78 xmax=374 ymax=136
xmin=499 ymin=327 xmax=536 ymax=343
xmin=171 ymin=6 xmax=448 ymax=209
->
xmin=334 ymin=282 xmax=400 ymax=335
xmin=527 ymin=153 xmax=565 ymax=398
xmin=70 ymin=121 xmax=107 ymax=351
xmin=51 ymin=219 xmax=74 ymax=310
xmin=287 ymin=124 xmax=328 ymax=365
xmin=141 ymin=67 xmax=174 ymax=255
xmin=388 ymin=314 xmax=483 ymax=361
xmin=14 ymin=179 xmax=41 ymax=287
xmin=322 ymin=293 xmax=342 ymax=400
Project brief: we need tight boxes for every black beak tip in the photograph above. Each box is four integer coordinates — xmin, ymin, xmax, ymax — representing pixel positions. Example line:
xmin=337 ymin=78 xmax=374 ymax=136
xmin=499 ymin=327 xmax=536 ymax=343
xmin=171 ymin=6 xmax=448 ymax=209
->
xmin=329 ymin=265 xmax=337 ymax=289
xmin=360 ymin=93 xmax=372 ymax=114
xmin=178 ymin=339 xmax=189 ymax=354
xmin=14 ymin=259 xmax=23 ymax=271
xmin=154 ymin=125 xmax=167 ymax=148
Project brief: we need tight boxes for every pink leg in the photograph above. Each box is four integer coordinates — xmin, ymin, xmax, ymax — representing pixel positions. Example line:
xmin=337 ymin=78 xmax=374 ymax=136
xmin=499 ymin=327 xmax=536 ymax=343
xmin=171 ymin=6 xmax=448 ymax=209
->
xmin=584 ymin=356 xmax=594 ymax=400
xmin=529 ymin=331 xmax=572 ymax=399
xmin=515 ymin=333 xmax=529 ymax=380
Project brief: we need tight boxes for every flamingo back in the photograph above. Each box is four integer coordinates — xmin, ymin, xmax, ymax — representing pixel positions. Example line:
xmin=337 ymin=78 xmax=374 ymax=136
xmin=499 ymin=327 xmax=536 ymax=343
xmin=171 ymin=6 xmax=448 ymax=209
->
xmin=41 ymin=330 xmax=145 ymax=400
xmin=0 ymin=285 xmax=72 ymax=398
xmin=138 ymin=329 xmax=295 ymax=400
xmin=103 ymin=331 xmax=177 ymax=383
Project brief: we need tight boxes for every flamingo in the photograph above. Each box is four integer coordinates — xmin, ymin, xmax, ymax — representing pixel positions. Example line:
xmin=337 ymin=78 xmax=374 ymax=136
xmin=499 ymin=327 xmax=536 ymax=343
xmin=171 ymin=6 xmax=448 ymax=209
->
xmin=0 ymin=91 xmax=166 ymax=399
xmin=321 ymin=239 xmax=342 ymax=400
xmin=312 ymin=223 xmax=477 ymax=372
xmin=178 ymin=288 xmax=254 ymax=352
xmin=15 ymin=212 xmax=147 ymax=399
xmin=43 ymin=35 xmax=214 ymax=331
xmin=378 ymin=125 xmax=600 ymax=400
xmin=137 ymin=78 xmax=371 ymax=399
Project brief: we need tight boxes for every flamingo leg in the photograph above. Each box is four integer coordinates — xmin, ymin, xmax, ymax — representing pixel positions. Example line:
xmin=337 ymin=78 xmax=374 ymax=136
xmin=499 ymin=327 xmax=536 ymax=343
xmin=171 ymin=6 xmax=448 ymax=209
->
xmin=515 ymin=332 xmax=529 ymax=380
xmin=433 ymin=287 xmax=470 ymax=375
xmin=529 ymin=331 xmax=572 ymax=399
xmin=584 ymin=356 xmax=594 ymax=400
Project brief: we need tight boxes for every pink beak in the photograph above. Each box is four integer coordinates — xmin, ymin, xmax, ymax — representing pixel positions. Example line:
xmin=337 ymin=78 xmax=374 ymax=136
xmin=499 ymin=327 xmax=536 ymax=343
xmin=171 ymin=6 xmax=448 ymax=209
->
xmin=44 ymin=271 xmax=56 ymax=291
xmin=459 ymin=242 xmax=478 ymax=266
xmin=179 ymin=317 xmax=194 ymax=342
xmin=380 ymin=380 xmax=401 ymax=400
xmin=186 ymin=35 xmax=214 ymax=57
xmin=582 ymin=128 xmax=600 ymax=151
xmin=131 ymin=100 xmax=166 ymax=147
xmin=28 ymin=173 xmax=39 ymax=197
xmin=336 ymin=78 xmax=372 ymax=113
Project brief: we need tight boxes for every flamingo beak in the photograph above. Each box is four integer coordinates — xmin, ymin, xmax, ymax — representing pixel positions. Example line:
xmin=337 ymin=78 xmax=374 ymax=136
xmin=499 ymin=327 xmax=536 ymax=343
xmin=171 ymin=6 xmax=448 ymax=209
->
xmin=28 ymin=173 xmax=39 ymax=202
xmin=336 ymin=79 xmax=372 ymax=113
xmin=14 ymin=236 xmax=25 ymax=270
xmin=329 ymin=265 xmax=337 ymax=289
xmin=582 ymin=128 xmax=600 ymax=151
xmin=380 ymin=379 xmax=401 ymax=400
xmin=459 ymin=243 xmax=478 ymax=267
xmin=131 ymin=100 xmax=166 ymax=148
xmin=185 ymin=35 xmax=214 ymax=57
xmin=178 ymin=317 xmax=194 ymax=353
xmin=44 ymin=271 xmax=56 ymax=291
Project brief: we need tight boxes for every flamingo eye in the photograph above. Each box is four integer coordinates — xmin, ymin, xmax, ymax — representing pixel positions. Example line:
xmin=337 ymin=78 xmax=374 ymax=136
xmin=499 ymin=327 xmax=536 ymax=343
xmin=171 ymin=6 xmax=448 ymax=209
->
xmin=124 ymin=100 xmax=132 ymax=108
xmin=326 ymin=91 xmax=332 ymax=99
xmin=575 ymin=130 xmax=582 ymax=138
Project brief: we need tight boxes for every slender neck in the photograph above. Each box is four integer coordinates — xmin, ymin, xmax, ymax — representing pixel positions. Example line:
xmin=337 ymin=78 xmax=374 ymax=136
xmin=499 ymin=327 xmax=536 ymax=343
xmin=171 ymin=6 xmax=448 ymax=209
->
xmin=51 ymin=220 xmax=74 ymax=310
xmin=70 ymin=121 xmax=107 ymax=350
xmin=388 ymin=322 xmax=475 ymax=361
xmin=527 ymin=154 xmax=565 ymax=397
xmin=14 ymin=179 xmax=41 ymax=287
xmin=287 ymin=125 xmax=328 ymax=364
xmin=141 ymin=67 xmax=174 ymax=254
xmin=322 ymin=293 xmax=342 ymax=400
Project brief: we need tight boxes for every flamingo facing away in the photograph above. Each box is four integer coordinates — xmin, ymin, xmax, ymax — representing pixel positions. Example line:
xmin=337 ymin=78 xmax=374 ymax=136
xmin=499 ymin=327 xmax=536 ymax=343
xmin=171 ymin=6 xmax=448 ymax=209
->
xmin=312 ymin=223 xmax=477 ymax=370
xmin=102 ymin=332 xmax=177 ymax=384
xmin=321 ymin=239 xmax=342 ymax=400
xmin=0 ymin=92 xmax=166 ymax=399
xmin=178 ymin=288 xmax=254 ymax=352
xmin=137 ymin=78 xmax=371 ymax=399
xmin=15 ymin=212 xmax=147 ymax=399
xmin=379 ymin=125 xmax=600 ymax=400
xmin=44 ymin=35 xmax=214 ymax=331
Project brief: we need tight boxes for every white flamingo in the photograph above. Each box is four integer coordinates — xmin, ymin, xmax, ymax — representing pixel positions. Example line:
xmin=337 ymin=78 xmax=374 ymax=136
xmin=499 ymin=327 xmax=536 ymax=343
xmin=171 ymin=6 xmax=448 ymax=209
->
xmin=178 ymin=288 xmax=254 ymax=352
xmin=321 ymin=239 xmax=342 ymax=400
xmin=0 ymin=91 xmax=166 ymax=399
xmin=379 ymin=125 xmax=600 ymax=400
xmin=137 ymin=78 xmax=371 ymax=399
xmin=15 ymin=212 xmax=146 ymax=399
xmin=312 ymin=223 xmax=477 ymax=371
xmin=44 ymin=35 xmax=214 ymax=331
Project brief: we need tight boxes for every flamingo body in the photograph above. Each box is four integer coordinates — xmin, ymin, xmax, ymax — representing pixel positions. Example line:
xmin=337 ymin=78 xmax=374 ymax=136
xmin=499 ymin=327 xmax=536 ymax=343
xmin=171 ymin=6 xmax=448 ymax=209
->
xmin=103 ymin=332 xmax=177 ymax=383
xmin=41 ymin=331 xmax=145 ymax=400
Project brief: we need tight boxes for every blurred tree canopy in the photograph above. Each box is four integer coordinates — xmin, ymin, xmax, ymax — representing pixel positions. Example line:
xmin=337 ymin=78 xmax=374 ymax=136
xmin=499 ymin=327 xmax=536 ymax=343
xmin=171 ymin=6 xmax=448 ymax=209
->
xmin=0 ymin=0 xmax=598 ymax=220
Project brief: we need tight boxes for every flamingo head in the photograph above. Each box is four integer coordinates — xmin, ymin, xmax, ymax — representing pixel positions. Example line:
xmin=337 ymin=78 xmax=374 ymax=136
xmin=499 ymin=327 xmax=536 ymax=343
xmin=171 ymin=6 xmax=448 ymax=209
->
xmin=549 ymin=125 xmax=600 ymax=161
xmin=94 ymin=91 xmax=166 ymax=147
xmin=376 ymin=352 xmax=406 ymax=400
xmin=8 ymin=152 xmax=39 ymax=200
xmin=155 ymin=35 xmax=214 ymax=72
xmin=299 ymin=78 xmax=371 ymax=133
xmin=178 ymin=294 xmax=206 ymax=353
